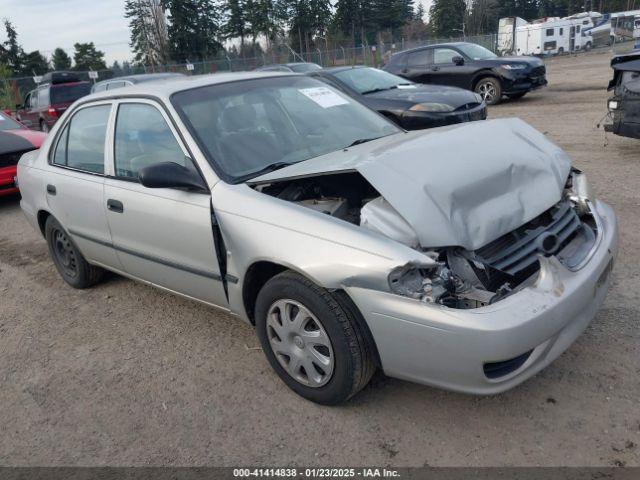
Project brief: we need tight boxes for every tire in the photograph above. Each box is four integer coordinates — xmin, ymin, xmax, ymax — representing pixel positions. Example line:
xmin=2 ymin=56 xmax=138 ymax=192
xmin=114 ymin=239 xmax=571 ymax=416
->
xmin=474 ymin=77 xmax=502 ymax=105
xmin=255 ymin=271 xmax=376 ymax=405
xmin=40 ymin=120 xmax=49 ymax=133
xmin=45 ymin=216 xmax=104 ymax=289
xmin=507 ymin=92 xmax=527 ymax=100
xmin=558 ymin=47 xmax=565 ymax=55
xmin=585 ymin=42 xmax=593 ymax=51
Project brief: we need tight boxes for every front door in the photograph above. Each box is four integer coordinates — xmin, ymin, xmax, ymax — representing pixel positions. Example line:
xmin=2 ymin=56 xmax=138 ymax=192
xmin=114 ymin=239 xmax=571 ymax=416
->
xmin=103 ymin=100 xmax=228 ymax=308
xmin=430 ymin=48 xmax=475 ymax=89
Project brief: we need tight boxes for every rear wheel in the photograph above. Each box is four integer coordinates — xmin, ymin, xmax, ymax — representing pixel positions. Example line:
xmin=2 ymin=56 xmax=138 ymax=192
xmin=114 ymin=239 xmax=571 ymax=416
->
xmin=45 ymin=216 xmax=104 ymax=289
xmin=475 ymin=77 xmax=502 ymax=105
xmin=255 ymin=271 xmax=376 ymax=405
xmin=40 ymin=120 xmax=49 ymax=133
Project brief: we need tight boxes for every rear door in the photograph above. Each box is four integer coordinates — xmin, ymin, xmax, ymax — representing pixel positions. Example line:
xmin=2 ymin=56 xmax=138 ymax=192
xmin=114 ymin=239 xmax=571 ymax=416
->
xmin=46 ymin=101 xmax=120 ymax=268
xmin=103 ymin=99 xmax=228 ymax=308
xmin=402 ymin=49 xmax=434 ymax=84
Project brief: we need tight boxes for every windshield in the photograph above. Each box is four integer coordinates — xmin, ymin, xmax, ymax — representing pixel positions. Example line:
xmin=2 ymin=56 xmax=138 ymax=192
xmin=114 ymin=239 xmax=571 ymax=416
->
xmin=333 ymin=68 xmax=413 ymax=94
xmin=457 ymin=44 xmax=497 ymax=60
xmin=0 ymin=112 xmax=23 ymax=131
xmin=50 ymin=83 xmax=92 ymax=104
xmin=289 ymin=63 xmax=322 ymax=73
xmin=172 ymin=76 xmax=400 ymax=182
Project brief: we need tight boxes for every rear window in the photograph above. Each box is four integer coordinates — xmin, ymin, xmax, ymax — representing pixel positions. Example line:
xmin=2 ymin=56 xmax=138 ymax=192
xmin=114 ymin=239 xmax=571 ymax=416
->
xmin=50 ymin=83 xmax=92 ymax=105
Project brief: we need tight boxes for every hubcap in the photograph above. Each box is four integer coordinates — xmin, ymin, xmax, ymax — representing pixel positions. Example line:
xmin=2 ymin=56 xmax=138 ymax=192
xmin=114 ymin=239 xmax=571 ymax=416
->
xmin=478 ymin=81 xmax=497 ymax=103
xmin=266 ymin=299 xmax=334 ymax=388
xmin=52 ymin=229 xmax=78 ymax=278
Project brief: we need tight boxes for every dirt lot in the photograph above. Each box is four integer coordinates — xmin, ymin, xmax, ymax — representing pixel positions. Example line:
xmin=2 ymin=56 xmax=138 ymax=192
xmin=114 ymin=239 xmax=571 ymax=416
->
xmin=1 ymin=49 xmax=639 ymax=467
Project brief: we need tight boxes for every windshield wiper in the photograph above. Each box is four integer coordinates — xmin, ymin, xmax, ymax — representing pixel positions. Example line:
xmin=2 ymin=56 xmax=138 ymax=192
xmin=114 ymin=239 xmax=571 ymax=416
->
xmin=238 ymin=162 xmax=293 ymax=183
xmin=347 ymin=137 xmax=383 ymax=147
xmin=361 ymin=85 xmax=398 ymax=95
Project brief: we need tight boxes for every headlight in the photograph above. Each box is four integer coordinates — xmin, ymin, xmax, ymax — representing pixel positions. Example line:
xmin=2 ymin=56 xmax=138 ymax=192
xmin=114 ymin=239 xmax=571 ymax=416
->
xmin=409 ymin=103 xmax=455 ymax=113
xmin=502 ymin=63 xmax=527 ymax=70
xmin=567 ymin=170 xmax=594 ymax=215
xmin=608 ymin=100 xmax=619 ymax=110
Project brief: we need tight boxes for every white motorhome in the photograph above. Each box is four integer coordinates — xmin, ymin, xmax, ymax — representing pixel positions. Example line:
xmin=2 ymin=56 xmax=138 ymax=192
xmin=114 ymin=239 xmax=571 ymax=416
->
xmin=499 ymin=12 xmax=601 ymax=56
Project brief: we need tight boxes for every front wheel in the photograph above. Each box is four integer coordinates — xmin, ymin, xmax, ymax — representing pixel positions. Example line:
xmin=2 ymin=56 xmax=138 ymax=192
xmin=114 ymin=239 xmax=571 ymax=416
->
xmin=475 ymin=77 xmax=502 ymax=105
xmin=45 ymin=216 xmax=104 ymax=289
xmin=255 ymin=271 xmax=376 ymax=405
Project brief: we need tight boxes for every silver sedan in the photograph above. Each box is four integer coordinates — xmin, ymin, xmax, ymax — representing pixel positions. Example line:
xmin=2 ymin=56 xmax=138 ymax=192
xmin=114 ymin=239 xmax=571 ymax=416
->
xmin=17 ymin=72 xmax=618 ymax=404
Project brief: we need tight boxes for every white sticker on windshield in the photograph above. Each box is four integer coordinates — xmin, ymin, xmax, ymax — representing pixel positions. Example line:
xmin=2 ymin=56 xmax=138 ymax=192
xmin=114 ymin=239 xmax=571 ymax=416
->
xmin=299 ymin=87 xmax=350 ymax=108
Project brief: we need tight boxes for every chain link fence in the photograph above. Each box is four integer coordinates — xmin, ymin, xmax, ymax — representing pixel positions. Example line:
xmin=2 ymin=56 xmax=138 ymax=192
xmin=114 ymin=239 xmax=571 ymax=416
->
xmin=0 ymin=34 xmax=499 ymax=107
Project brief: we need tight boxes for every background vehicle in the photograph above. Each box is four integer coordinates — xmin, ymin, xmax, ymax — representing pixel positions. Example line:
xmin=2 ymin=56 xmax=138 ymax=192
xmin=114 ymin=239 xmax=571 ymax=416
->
xmin=17 ymin=71 xmax=91 ymax=132
xmin=255 ymin=62 xmax=322 ymax=73
xmin=17 ymin=73 xmax=617 ymax=405
xmin=310 ymin=66 xmax=487 ymax=130
xmin=605 ymin=52 xmax=640 ymax=139
xmin=91 ymin=72 xmax=186 ymax=93
xmin=0 ymin=111 xmax=46 ymax=196
xmin=384 ymin=42 xmax=547 ymax=105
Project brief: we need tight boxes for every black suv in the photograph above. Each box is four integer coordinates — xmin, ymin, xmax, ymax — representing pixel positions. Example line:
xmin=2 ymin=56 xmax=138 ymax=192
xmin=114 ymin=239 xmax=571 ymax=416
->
xmin=383 ymin=42 xmax=547 ymax=105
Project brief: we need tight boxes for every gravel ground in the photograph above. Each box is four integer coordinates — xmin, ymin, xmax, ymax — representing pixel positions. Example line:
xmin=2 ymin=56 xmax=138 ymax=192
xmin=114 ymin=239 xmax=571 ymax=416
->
xmin=1 ymin=49 xmax=639 ymax=467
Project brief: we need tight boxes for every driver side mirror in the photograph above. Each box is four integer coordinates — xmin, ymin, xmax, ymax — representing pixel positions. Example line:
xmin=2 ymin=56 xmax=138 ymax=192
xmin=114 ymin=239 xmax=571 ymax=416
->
xmin=453 ymin=56 xmax=465 ymax=66
xmin=138 ymin=161 xmax=208 ymax=192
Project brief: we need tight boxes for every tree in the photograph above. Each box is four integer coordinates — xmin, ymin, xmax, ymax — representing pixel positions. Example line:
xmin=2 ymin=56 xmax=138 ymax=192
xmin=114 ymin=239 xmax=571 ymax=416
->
xmin=51 ymin=48 xmax=72 ymax=70
xmin=163 ymin=0 xmax=223 ymax=63
xmin=21 ymin=50 xmax=49 ymax=75
xmin=466 ymin=0 xmax=500 ymax=35
xmin=287 ymin=0 xmax=332 ymax=54
xmin=73 ymin=42 xmax=107 ymax=71
xmin=429 ymin=0 xmax=466 ymax=37
xmin=126 ymin=0 xmax=170 ymax=66
xmin=224 ymin=0 xmax=248 ymax=50
xmin=0 ymin=20 xmax=24 ymax=73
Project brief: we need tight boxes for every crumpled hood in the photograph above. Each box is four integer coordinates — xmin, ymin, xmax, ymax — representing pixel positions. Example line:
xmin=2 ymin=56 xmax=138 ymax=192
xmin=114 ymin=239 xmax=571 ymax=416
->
xmin=251 ymin=118 xmax=571 ymax=251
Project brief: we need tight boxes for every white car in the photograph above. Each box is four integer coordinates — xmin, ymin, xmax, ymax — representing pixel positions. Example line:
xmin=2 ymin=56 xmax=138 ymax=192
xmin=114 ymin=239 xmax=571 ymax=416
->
xmin=17 ymin=72 xmax=618 ymax=404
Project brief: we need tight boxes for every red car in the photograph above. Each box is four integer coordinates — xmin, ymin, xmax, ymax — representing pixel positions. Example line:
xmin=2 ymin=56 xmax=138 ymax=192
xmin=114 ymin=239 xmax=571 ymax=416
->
xmin=0 ymin=111 xmax=47 ymax=196
xmin=16 ymin=71 xmax=91 ymax=133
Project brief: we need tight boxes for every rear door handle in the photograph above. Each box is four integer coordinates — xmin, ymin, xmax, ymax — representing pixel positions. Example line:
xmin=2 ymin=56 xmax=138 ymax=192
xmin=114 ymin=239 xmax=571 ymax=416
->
xmin=107 ymin=199 xmax=124 ymax=213
xmin=46 ymin=184 xmax=56 ymax=195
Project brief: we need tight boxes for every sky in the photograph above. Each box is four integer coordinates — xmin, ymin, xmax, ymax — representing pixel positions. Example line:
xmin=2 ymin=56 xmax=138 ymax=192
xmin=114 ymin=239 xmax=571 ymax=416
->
xmin=1 ymin=0 xmax=433 ymax=65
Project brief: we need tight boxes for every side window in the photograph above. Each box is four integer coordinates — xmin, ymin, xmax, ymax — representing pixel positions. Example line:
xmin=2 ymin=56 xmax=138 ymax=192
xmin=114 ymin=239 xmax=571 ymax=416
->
xmin=433 ymin=48 xmax=460 ymax=64
xmin=23 ymin=93 xmax=31 ymax=109
xmin=53 ymin=124 xmax=69 ymax=165
xmin=107 ymin=81 xmax=127 ymax=90
xmin=407 ymin=49 xmax=433 ymax=67
xmin=559 ymin=28 xmax=564 ymax=35
xmin=93 ymin=83 xmax=107 ymax=93
xmin=38 ymin=88 xmax=49 ymax=106
xmin=66 ymin=105 xmax=111 ymax=174
xmin=546 ymin=28 xmax=555 ymax=36
xmin=114 ymin=103 xmax=191 ymax=180
xmin=30 ymin=92 xmax=39 ymax=109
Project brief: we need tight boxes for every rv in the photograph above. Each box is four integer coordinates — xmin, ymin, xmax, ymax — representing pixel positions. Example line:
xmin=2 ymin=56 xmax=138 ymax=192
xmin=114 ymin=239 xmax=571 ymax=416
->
xmin=498 ymin=12 xmax=601 ymax=56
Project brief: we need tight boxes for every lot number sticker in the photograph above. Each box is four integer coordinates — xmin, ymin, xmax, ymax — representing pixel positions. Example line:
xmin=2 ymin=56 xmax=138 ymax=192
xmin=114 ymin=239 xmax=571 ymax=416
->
xmin=299 ymin=87 xmax=350 ymax=108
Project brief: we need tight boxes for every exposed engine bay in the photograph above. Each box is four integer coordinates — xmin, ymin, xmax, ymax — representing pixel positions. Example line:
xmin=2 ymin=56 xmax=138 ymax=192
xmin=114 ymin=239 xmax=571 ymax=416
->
xmin=255 ymin=170 xmax=598 ymax=310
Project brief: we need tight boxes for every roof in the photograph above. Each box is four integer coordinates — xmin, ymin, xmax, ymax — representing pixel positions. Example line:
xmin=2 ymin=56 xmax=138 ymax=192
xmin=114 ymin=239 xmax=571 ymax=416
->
xmin=391 ymin=42 xmax=470 ymax=57
xmin=95 ymin=73 xmax=186 ymax=85
xmin=84 ymin=71 xmax=295 ymax=102
xmin=316 ymin=65 xmax=368 ymax=74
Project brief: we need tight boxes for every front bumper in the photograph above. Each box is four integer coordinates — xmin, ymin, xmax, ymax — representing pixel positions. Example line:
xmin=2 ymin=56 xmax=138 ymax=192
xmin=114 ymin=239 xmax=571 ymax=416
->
xmin=345 ymin=200 xmax=618 ymax=394
xmin=401 ymin=104 xmax=487 ymax=131
xmin=502 ymin=71 xmax=548 ymax=95
xmin=0 ymin=166 xmax=19 ymax=196
xmin=604 ymin=97 xmax=640 ymax=139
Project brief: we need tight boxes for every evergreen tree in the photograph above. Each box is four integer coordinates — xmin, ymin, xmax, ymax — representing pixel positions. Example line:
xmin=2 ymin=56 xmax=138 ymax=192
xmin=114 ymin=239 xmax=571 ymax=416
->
xmin=51 ymin=48 xmax=72 ymax=70
xmin=224 ymin=0 xmax=248 ymax=49
xmin=0 ymin=20 xmax=24 ymax=73
xmin=125 ymin=0 xmax=169 ymax=65
xmin=429 ymin=0 xmax=466 ymax=37
xmin=21 ymin=51 xmax=49 ymax=75
xmin=163 ymin=0 xmax=223 ymax=62
xmin=73 ymin=42 xmax=107 ymax=71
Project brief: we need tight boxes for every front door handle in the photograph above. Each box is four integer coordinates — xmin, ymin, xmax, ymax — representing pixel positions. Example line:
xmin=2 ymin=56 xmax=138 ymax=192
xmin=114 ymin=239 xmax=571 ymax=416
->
xmin=46 ymin=184 xmax=56 ymax=195
xmin=107 ymin=199 xmax=124 ymax=213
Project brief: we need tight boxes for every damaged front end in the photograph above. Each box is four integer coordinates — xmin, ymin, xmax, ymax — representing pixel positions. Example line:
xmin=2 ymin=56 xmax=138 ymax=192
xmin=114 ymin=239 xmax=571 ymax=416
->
xmin=387 ymin=170 xmax=600 ymax=309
